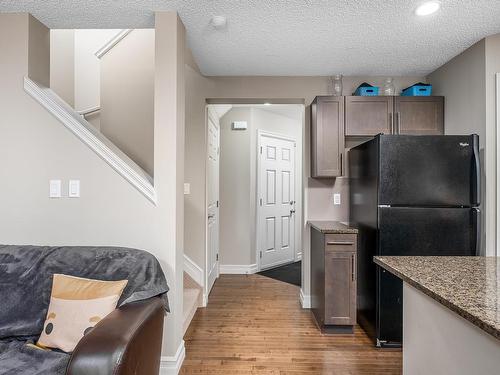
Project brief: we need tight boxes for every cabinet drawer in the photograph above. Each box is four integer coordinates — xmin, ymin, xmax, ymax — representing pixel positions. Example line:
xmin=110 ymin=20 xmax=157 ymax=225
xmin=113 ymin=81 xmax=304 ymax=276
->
xmin=325 ymin=234 xmax=357 ymax=252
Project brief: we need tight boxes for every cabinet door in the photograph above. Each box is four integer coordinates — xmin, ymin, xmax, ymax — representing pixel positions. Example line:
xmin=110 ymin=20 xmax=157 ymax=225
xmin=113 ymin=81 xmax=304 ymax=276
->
xmin=311 ymin=96 xmax=344 ymax=178
xmin=395 ymin=96 xmax=444 ymax=135
xmin=345 ymin=96 xmax=393 ymax=136
xmin=324 ymin=250 xmax=356 ymax=325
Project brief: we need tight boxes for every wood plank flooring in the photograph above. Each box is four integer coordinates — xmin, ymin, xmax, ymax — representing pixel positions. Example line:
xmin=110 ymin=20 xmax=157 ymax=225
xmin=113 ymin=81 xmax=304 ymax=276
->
xmin=181 ymin=274 xmax=402 ymax=374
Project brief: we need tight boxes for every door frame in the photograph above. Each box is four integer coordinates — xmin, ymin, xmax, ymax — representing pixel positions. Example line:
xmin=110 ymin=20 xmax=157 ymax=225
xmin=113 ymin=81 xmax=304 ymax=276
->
xmin=204 ymin=106 xmax=220 ymax=304
xmin=256 ymin=129 xmax=301 ymax=271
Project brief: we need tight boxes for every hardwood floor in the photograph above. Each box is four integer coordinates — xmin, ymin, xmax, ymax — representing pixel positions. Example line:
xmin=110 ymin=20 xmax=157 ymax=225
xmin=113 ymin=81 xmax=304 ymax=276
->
xmin=181 ymin=274 xmax=402 ymax=374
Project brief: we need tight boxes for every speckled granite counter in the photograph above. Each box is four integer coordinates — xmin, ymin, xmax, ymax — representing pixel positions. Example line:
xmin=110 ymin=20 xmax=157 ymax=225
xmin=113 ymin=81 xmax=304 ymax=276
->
xmin=308 ymin=221 xmax=358 ymax=234
xmin=374 ymin=256 xmax=500 ymax=341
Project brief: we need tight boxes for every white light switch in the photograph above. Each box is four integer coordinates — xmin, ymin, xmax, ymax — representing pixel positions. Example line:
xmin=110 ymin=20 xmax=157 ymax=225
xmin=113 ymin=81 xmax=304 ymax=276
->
xmin=68 ymin=180 xmax=80 ymax=198
xmin=333 ymin=193 xmax=341 ymax=205
xmin=184 ymin=183 xmax=191 ymax=195
xmin=49 ymin=180 xmax=62 ymax=198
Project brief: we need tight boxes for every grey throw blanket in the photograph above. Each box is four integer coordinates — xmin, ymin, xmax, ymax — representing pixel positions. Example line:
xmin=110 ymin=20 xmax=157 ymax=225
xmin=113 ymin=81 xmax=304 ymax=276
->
xmin=0 ymin=245 xmax=169 ymax=341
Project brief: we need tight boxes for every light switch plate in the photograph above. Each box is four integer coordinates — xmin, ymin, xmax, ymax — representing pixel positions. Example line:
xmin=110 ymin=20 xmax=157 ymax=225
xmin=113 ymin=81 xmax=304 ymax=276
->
xmin=184 ymin=183 xmax=190 ymax=195
xmin=49 ymin=180 xmax=62 ymax=198
xmin=68 ymin=180 xmax=80 ymax=198
xmin=333 ymin=193 xmax=341 ymax=205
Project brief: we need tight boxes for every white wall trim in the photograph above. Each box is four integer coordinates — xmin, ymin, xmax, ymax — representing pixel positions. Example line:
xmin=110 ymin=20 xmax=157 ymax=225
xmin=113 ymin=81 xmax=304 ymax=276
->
xmin=159 ymin=340 xmax=185 ymax=375
xmin=184 ymin=254 xmax=204 ymax=287
xmin=219 ymin=264 xmax=258 ymax=274
xmin=300 ymin=288 xmax=311 ymax=308
xmin=496 ymin=73 xmax=500 ymax=257
xmin=94 ymin=29 xmax=133 ymax=59
xmin=24 ymin=77 xmax=156 ymax=204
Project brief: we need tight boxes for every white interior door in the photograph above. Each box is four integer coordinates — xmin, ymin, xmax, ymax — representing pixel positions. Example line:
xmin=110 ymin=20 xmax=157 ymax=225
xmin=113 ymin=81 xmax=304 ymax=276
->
xmin=206 ymin=111 xmax=220 ymax=294
xmin=258 ymin=132 xmax=296 ymax=270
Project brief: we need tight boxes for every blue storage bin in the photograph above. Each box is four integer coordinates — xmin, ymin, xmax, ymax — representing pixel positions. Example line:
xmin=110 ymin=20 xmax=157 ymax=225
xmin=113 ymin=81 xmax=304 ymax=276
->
xmin=401 ymin=84 xmax=432 ymax=96
xmin=354 ymin=86 xmax=379 ymax=96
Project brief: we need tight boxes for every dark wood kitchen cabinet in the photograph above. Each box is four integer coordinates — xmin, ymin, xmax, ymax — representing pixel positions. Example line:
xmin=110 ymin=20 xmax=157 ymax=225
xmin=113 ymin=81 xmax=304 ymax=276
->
xmin=310 ymin=225 xmax=357 ymax=333
xmin=395 ymin=96 xmax=444 ymax=135
xmin=310 ymin=96 xmax=344 ymax=178
xmin=344 ymin=95 xmax=444 ymax=136
xmin=345 ymin=96 xmax=394 ymax=136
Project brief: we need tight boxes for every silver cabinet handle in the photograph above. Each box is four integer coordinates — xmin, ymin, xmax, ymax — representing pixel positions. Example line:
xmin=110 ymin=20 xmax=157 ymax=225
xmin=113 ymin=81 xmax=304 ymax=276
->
xmin=389 ymin=112 xmax=394 ymax=134
xmin=208 ymin=214 xmax=215 ymax=219
xmin=352 ymin=254 xmax=355 ymax=281
xmin=396 ymin=112 xmax=401 ymax=134
xmin=326 ymin=241 xmax=354 ymax=246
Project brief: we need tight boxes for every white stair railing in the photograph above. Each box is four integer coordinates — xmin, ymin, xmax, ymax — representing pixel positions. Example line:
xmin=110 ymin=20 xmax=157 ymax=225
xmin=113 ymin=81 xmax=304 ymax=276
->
xmin=24 ymin=77 xmax=156 ymax=204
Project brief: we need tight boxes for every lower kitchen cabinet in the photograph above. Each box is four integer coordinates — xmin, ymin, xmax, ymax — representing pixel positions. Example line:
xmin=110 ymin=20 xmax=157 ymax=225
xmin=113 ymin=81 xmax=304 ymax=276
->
xmin=310 ymin=223 xmax=357 ymax=333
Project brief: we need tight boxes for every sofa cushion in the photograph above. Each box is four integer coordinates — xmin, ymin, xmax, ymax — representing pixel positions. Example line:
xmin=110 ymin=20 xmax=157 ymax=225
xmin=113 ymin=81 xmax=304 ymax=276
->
xmin=38 ymin=274 xmax=128 ymax=352
xmin=0 ymin=245 xmax=169 ymax=340
xmin=0 ymin=339 xmax=69 ymax=375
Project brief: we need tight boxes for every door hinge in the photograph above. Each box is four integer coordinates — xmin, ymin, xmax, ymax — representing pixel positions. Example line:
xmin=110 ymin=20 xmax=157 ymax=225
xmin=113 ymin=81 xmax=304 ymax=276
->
xmin=260 ymin=198 xmax=262 ymax=206
xmin=260 ymin=251 xmax=262 ymax=259
xmin=260 ymin=146 xmax=263 ymax=154
xmin=216 ymin=253 xmax=219 ymax=261
xmin=216 ymin=200 xmax=219 ymax=208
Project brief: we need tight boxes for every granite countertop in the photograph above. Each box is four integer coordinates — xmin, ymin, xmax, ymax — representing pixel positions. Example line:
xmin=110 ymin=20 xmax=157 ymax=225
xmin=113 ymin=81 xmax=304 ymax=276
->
xmin=308 ymin=221 xmax=358 ymax=234
xmin=374 ymin=256 xmax=500 ymax=340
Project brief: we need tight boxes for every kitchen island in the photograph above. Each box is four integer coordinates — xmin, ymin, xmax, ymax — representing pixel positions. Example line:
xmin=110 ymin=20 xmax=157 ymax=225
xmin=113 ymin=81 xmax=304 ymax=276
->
xmin=375 ymin=256 xmax=500 ymax=375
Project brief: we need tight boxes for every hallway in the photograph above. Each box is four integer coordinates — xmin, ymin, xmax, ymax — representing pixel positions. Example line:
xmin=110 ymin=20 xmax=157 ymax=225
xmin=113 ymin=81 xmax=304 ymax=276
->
xmin=181 ymin=275 xmax=402 ymax=374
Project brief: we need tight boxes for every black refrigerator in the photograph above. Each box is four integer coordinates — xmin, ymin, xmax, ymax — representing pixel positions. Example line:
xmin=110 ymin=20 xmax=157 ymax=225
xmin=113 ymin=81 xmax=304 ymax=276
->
xmin=349 ymin=134 xmax=480 ymax=348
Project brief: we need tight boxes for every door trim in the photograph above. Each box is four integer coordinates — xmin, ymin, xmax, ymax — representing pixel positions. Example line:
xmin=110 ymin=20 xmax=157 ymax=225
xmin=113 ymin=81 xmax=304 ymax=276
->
xmin=256 ymin=130 xmax=298 ymax=272
xmin=204 ymin=106 xmax=220 ymax=303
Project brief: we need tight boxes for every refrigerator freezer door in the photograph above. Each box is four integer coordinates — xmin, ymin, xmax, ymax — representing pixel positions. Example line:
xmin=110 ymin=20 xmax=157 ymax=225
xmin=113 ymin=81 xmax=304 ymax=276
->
xmin=378 ymin=135 xmax=480 ymax=207
xmin=378 ymin=206 xmax=479 ymax=256
xmin=375 ymin=206 xmax=479 ymax=346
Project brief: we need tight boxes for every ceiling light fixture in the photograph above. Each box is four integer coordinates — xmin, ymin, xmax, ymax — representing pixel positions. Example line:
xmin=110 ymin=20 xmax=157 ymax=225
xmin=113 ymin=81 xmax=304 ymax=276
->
xmin=264 ymin=102 xmax=272 ymax=106
xmin=415 ymin=1 xmax=441 ymax=16
xmin=211 ymin=15 xmax=227 ymax=29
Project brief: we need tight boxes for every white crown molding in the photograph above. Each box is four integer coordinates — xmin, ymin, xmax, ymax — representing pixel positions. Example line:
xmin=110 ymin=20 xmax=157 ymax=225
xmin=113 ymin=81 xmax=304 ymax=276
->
xmin=219 ymin=264 xmax=258 ymax=275
xmin=299 ymin=289 xmax=311 ymax=309
xmin=160 ymin=340 xmax=185 ymax=375
xmin=184 ymin=254 xmax=204 ymax=287
xmin=24 ymin=77 xmax=156 ymax=205
xmin=95 ymin=29 xmax=133 ymax=59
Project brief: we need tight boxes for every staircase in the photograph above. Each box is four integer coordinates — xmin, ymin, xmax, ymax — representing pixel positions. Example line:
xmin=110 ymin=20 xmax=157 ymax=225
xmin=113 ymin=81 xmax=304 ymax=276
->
xmin=183 ymin=272 xmax=203 ymax=334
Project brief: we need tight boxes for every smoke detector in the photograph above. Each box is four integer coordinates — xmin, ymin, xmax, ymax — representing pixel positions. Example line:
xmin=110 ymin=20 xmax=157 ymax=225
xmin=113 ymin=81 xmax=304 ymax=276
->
xmin=211 ymin=15 xmax=227 ymax=29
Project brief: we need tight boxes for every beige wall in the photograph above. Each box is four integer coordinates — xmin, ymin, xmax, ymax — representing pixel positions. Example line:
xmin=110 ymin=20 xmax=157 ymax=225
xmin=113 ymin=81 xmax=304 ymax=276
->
xmin=427 ymin=35 xmax=500 ymax=256
xmin=100 ymin=29 xmax=155 ymax=176
xmin=50 ymin=30 xmax=75 ymax=106
xmin=484 ymin=34 xmax=500 ymax=257
xmin=184 ymin=72 xmax=424 ymax=296
xmin=0 ymin=12 xmax=185 ymax=358
xmin=219 ymin=107 xmax=253 ymax=265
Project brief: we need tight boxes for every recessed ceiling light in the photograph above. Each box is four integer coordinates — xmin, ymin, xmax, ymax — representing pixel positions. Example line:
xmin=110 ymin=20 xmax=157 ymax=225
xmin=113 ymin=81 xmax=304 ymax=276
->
xmin=415 ymin=1 xmax=441 ymax=16
xmin=264 ymin=102 xmax=272 ymax=106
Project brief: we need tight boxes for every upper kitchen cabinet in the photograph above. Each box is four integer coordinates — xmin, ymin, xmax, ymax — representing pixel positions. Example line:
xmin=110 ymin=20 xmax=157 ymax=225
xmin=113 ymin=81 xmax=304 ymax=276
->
xmin=345 ymin=96 xmax=393 ymax=136
xmin=311 ymin=96 xmax=345 ymax=178
xmin=394 ymin=96 xmax=444 ymax=135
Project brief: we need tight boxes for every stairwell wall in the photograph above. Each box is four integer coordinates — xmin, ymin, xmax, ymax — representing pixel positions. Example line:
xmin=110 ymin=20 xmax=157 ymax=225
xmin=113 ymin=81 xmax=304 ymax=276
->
xmin=0 ymin=12 xmax=185 ymax=360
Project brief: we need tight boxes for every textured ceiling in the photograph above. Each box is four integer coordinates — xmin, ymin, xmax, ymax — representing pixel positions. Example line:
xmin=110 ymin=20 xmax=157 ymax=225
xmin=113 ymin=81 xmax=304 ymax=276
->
xmin=2 ymin=0 xmax=500 ymax=76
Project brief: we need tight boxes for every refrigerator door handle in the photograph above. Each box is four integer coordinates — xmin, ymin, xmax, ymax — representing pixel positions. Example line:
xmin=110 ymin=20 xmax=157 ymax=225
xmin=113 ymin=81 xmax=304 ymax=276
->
xmin=472 ymin=208 xmax=481 ymax=256
xmin=472 ymin=135 xmax=481 ymax=206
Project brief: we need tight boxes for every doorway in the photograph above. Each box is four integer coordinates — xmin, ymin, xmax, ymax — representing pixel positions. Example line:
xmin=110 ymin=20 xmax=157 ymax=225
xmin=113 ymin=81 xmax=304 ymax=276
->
xmin=205 ymin=102 xmax=304 ymax=297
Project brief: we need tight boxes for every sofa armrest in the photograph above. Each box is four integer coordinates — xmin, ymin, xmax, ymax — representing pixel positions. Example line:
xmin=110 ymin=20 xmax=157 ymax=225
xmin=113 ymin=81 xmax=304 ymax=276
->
xmin=66 ymin=297 xmax=164 ymax=375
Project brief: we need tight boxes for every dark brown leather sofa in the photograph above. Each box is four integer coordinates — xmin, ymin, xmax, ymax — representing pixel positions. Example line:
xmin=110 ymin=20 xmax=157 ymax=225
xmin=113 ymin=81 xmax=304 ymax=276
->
xmin=66 ymin=297 xmax=164 ymax=375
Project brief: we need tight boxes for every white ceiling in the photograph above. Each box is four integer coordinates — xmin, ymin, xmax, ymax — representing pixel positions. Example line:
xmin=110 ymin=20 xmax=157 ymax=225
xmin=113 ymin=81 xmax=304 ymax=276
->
xmin=3 ymin=0 xmax=500 ymax=76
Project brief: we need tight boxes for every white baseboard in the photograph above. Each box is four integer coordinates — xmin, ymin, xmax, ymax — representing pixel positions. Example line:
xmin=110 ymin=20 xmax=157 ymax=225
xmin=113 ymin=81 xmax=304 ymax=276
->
xmin=300 ymin=289 xmax=311 ymax=308
xmin=184 ymin=254 xmax=204 ymax=287
xmin=219 ymin=263 xmax=258 ymax=274
xmin=160 ymin=340 xmax=185 ymax=375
